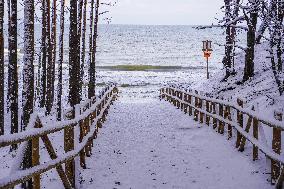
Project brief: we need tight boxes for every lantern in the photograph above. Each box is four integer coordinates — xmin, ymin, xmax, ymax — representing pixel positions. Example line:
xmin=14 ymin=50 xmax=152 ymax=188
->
xmin=202 ymin=40 xmax=213 ymax=79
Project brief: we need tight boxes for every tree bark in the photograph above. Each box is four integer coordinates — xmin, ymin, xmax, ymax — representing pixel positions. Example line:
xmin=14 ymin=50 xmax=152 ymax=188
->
xmin=46 ymin=0 xmax=53 ymax=114
xmin=57 ymin=0 xmax=65 ymax=121
xmin=223 ymin=0 xmax=233 ymax=79
xmin=78 ymin=0 xmax=84 ymax=98
xmin=40 ymin=0 xmax=47 ymax=108
xmin=80 ymin=0 xmax=87 ymax=98
xmin=69 ymin=0 xmax=80 ymax=107
xmin=88 ymin=0 xmax=95 ymax=99
xmin=0 ymin=0 xmax=4 ymax=136
xmin=50 ymin=0 xmax=57 ymax=110
xmin=21 ymin=0 xmax=34 ymax=187
xmin=8 ymin=0 xmax=18 ymax=149
xmin=243 ymin=5 xmax=258 ymax=81
xmin=255 ymin=1 xmax=273 ymax=44
xmin=89 ymin=0 xmax=100 ymax=98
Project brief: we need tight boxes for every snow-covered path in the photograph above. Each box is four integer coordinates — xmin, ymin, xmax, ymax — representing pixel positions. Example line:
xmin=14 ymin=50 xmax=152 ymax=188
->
xmin=81 ymin=88 xmax=272 ymax=189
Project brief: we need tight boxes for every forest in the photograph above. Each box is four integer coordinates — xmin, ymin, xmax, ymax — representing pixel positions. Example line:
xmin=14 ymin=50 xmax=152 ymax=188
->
xmin=0 ymin=0 xmax=283 ymax=188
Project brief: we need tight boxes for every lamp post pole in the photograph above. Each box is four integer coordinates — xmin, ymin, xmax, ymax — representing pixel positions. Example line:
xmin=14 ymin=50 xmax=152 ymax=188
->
xmin=202 ymin=40 xmax=213 ymax=80
xmin=206 ymin=57 xmax=209 ymax=79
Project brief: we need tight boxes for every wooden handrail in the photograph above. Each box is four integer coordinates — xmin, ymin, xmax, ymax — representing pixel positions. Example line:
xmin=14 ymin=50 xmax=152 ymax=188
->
xmin=0 ymin=85 xmax=117 ymax=148
xmin=0 ymin=85 xmax=118 ymax=189
xmin=160 ymin=87 xmax=284 ymax=188
xmin=168 ymin=87 xmax=284 ymax=130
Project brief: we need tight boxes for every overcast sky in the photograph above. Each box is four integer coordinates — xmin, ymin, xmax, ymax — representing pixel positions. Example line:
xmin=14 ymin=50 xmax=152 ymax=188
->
xmin=107 ymin=0 xmax=224 ymax=25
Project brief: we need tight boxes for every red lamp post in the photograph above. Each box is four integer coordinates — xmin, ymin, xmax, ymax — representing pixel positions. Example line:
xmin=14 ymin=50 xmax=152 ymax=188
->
xmin=202 ymin=40 xmax=213 ymax=79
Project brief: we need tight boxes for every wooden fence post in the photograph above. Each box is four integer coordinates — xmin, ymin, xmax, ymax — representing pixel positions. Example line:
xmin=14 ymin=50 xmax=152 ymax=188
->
xmin=180 ymin=92 xmax=184 ymax=110
xmin=184 ymin=94 xmax=188 ymax=114
xmin=253 ymin=116 xmax=259 ymax=161
xmin=224 ymin=106 xmax=232 ymax=140
xmin=188 ymin=95 xmax=192 ymax=116
xmin=236 ymin=98 xmax=244 ymax=148
xmin=212 ymin=102 xmax=217 ymax=129
xmin=218 ymin=103 xmax=224 ymax=134
xmin=199 ymin=98 xmax=204 ymax=124
xmin=205 ymin=101 xmax=210 ymax=126
xmin=32 ymin=118 xmax=41 ymax=189
xmin=79 ymin=118 xmax=86 ymax=169
xmin=194 ymin=91 xmax=199 ymax=121
xmin=271 ymin=111 xmax=282 ymax=184
xmin=64 ymin=108 xmax=75 ymax=187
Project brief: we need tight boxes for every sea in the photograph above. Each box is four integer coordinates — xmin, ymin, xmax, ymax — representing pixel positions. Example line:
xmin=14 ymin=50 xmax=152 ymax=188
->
xmin=3 ymin=24 xmax=247 ymax=99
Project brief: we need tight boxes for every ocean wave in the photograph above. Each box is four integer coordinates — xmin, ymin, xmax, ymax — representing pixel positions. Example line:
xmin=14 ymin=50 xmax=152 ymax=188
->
xmin=97 ymin=65 xmax=205 ymax=71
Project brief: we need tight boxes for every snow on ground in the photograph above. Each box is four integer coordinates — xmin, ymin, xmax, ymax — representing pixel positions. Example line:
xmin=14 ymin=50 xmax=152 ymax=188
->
xmin=193 ymin=42 xmax=284 ymax=118
xmin=80 ymin=87 xmax=272 ymax=189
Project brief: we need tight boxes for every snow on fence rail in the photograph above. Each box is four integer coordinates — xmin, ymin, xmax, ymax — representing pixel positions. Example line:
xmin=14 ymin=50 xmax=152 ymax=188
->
xmin=160 ymin=86 xmax=284 ymax=189
xmin=0 ymin=85 xmax=119 ymax=189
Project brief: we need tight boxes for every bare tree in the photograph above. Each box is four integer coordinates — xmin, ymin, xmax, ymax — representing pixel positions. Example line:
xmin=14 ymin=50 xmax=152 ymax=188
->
xmin=80 ymin=0 xmax=87 ymax=97
xmin=0 ymin=0 xmax=4 ymax=135
xmin=69 ymin=0 xmax=80 ymax=107
xmin=88 ymin=0 xmax=95 ymax=99
xmin=89 ymin=0 xmax=100 ymax=98
xmin=243 ymin=0 xmax=259 ymax=81
xmin=50 ymin=0 xmax=57 ymax=111
xmin=46 ymin=0 xmax=53 ymax=114
xmin=21 ymin=0 xmax=35 ymax=187
xmin=57 ymin=0 xmax=66 ymax=120
xmin=8 ymin=0 xmax=19 ymax=149
xmin=40 ymin=0 xmax=47 ymax=108
xmin=268 ymin=0 xmax=284 ymax=95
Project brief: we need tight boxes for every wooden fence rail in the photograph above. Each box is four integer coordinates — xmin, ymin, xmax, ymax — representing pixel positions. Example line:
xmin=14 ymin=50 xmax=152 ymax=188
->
xmin=0 ymin=85 xmax=118 ymax=189
xmin=160 ymin=86 xmax=284 ymax=189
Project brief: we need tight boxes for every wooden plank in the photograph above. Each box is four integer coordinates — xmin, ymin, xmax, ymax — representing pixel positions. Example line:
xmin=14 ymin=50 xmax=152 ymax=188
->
xmin=218 ymin=104 xmax=224 ymax=134
xmin=272 ymin=127 xmax=281 ymax=184
xmin=225 ymin=106 xmax=233 ymax=140
xmin=272 ymin=111 xmax=282 ymax=184
xmin=64 ymin=108 xmax=75 ymax=187
xmin=205 ymin=101 xmax=210 ymax=126
xmin=253 ymin=117 xmax=259 ymax=161
xmin=238 ymin=115 xmax=253 ymax=152
xmin=35 ymin=119 xmax=73 ymax=189
xmin=188 ymin=95 xmax=192 ymax=116
xmin=236 ymin=98 xmax=244 ymax=148
xmin=199 ymin=99 xmax=204 ymax=124
xmin=79 ymin=120 xmax=86 ymax=169
xmin=32 ymin=118 xmax=41 ymax=189
xmin=212 ymin=103 xmax=217 ymax=129
xmin=194 ymin=91 xmax=199 ymax=121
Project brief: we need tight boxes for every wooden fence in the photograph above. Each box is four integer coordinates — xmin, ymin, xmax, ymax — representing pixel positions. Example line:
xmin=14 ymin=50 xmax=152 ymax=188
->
xmin=160 ymin=86 xmax=284 ymax=189
xmin=0 ymin=85 xmax=118 ymax=189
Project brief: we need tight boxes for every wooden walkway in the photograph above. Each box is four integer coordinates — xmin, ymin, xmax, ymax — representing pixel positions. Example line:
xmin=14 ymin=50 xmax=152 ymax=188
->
xmin=79 ymin=88 xmax=272 ymax=189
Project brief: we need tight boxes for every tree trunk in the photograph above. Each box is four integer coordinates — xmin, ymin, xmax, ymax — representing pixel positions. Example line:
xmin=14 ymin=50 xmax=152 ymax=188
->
xmin=0 ymin=0 xmax=4 ymax=136
xmin=40 ymin=0 xmax=47 ymax=108
xmin=57 ymin=0 xmax=65 ymax=121
xmin=223 ymin=0 xmax=233 ymax=79
xmin=78 ymin=0 xmax=84 ymax=98
xmin=50 ymin=0 xmax=57 ymax=111
xmin=87 ymin=0 xmax=95 ymax=99
xmin=21 ymin=0 xmax=34 ymax=187
xmin=69 ymin=0 xmax=80 ymax=107
xmin=269 ymin=0 xmax=284 ymax=95
xmin=89 ymin=0 xmax=100 ymax=98
xmin=255 ymin=1 xmax=273 ymax=44
xmin=276 ymin=0 xmax=283 ymax=71
xmin=8 ymin=0 xmax=18 ymax=149
xmin=46 ymin=0 xmax=53 ymax=114
xmin=243 ymin=9 xmax=258 ymax=81
xmin=230 ymin=0 xmax=241 ymax=73
xmin=80 ymin=0 xmax=87 ymax=98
